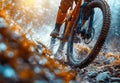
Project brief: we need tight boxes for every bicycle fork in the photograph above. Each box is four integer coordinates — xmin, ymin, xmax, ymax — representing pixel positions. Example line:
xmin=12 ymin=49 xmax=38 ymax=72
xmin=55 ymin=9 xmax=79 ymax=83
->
xmin=77 ymin=2 xmax=94 ymax=39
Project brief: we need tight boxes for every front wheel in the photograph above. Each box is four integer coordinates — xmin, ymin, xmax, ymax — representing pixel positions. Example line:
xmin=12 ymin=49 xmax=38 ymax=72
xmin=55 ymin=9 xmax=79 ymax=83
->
xmin=67 ymin=0 xmax=111 ymax=69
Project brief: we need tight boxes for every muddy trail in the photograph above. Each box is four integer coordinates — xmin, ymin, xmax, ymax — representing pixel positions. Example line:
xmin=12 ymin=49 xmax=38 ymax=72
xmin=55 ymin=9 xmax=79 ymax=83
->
xmin=0 ymin=16 xmax=120 ymax=83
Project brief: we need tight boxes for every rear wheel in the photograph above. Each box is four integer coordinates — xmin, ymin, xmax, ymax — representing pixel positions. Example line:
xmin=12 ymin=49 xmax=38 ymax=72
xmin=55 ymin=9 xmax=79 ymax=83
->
xmin=67 ymin=0 xmax=110 ymax=69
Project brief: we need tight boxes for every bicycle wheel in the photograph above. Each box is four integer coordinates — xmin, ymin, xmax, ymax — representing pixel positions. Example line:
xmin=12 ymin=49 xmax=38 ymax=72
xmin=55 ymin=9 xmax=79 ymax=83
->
xmin=67 ymin=0 xmax=110 ymax=69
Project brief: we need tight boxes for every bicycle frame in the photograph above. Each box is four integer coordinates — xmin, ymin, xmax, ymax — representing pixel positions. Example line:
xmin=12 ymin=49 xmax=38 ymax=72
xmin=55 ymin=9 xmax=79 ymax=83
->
xmin=62 ymin=0 xmax=94 ymax=42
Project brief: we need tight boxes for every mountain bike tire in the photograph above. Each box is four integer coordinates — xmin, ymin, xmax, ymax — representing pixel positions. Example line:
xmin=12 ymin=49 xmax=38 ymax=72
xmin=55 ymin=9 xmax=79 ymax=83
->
xmin=67 ymin=0 xmax=111 ymax=69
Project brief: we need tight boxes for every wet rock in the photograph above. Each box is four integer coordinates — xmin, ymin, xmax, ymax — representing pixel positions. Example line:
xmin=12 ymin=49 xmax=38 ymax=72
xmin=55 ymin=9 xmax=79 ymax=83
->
xmin=96 ymin=72 xmax=110 ymax=82
xmin=104 ymin=57 xmax=115 ymax=65
xmin=110 ymin=77 xmax=120 ymax=82
xmin=87 ymin=71 xmax=97 ymax=78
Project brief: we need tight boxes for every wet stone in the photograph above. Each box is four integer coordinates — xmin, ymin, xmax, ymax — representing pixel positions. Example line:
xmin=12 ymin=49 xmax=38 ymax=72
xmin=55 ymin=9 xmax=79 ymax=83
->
xmin=104 ymin=57 xmax=115 ymax=65
xmin=87 ymin=71 xmax=98 ymax=78
xmin=110 ymin=77 xmax=120 ymax=82
xmin=96 ymin=72 xmax=110 ymax=82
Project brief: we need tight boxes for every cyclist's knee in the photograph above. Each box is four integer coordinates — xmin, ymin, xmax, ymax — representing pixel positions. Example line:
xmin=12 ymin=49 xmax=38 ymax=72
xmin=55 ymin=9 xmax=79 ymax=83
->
xmin=59 ymin=0 xmax=73 ymax=13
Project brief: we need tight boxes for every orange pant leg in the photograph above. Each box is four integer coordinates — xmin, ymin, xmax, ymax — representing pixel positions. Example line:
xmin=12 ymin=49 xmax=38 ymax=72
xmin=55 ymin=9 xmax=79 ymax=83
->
xmin=56 ymin=0 xmax=74 ymax=24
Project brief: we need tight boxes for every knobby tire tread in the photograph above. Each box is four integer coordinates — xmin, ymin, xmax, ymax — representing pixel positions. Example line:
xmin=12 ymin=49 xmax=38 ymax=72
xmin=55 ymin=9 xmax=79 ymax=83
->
xmin=67 ymin=0 xmax=111 ymax=69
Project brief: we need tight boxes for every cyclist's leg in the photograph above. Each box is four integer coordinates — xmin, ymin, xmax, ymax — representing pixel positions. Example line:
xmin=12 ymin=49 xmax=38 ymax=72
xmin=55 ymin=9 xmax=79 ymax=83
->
xmin=50 ymin=0 xmax=73 ymax=38
xmin=74 ymin=0 xmax=78 ymax=4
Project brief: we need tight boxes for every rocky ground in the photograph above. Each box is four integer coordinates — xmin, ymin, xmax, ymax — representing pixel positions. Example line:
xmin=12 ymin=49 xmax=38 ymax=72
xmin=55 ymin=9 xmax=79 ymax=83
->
xmin=0 ymin=12 xmax=120 ymax=83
